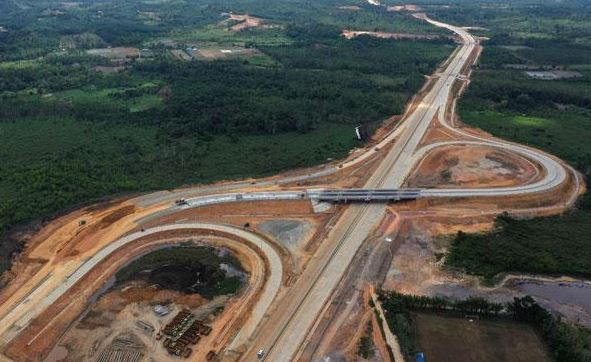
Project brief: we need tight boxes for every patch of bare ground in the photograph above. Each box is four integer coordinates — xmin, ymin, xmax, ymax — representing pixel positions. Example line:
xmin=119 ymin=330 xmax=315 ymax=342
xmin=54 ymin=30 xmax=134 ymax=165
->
xmin=384 ymin=218 xmax=457 ymax=295
xmin=0 ymin=198 xmax=142 ymax=306
xmin=420 ymin=164 xmax=583 ymax=215
xmin=342 ymin=30 xmax=443 ymax=41
xmin=371 ymin=115 xmax=403 ymax=142
xmin=302 ymin=211 xmax=399 ymax=361
xmin=196 ymin=46 xmax=261 ymax=60
xmin=387 ymin=4 xmax=421 ymax=12
xmin=87 ymin=47 xmax=139 ymax=59
xmin=3 ymin=232 xmax=261 ymax=361
xmin=379 ymin=213 xmax=591 ymax=326
xmin=221 ymin=13 xmax=277 ymax=32
xmin=140 ymin=199 xmax=335 ymax=273
xmin=46 ymin=286 xmax=211 ymax=362
xmin=419 ymin=120 xmax=462 ymax=146
xmin=407 ymin=145 xmax=542 ymax=189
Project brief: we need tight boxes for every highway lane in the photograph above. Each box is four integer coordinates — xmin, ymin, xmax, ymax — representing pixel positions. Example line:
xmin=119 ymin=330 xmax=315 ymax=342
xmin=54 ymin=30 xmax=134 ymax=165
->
xmin=241 ymin=16 xmax=480 ymax=362
xmin=239 ymin=13 xmax=575 ymax=361
xmin=419 ymin=13 xmax=573 ymax=199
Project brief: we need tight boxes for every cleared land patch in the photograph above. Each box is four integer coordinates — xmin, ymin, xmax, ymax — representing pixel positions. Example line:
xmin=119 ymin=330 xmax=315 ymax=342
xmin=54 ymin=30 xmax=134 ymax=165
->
xmin=221 ymin=13 xmax=279 ymax=32
xmin=407 ymin=145 xmax=538 ymax=189
xmin=342 ymin=30 xmax=445 ymax=41
xmin=258 ymin=219 xmax=310 ymax=251
xmin=87 ymin=47 xmax=140 ymax=59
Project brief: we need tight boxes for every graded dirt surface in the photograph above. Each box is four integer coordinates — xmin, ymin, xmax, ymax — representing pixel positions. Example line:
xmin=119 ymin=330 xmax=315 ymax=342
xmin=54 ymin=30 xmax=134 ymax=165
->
xmin=1 ymin=228 xmax=271 ymax=362
xmin=378 ymin=213 xmax=591 ymax=328
xmin=407 ymin=145 xmax=541 ymax=189
xmin=46 ymin=287 xmax=209 ymax=362
xmin=257 ymin=220 xmax=310 ymax=251
xmin=337 ymin=5 xmax=361 ymax=11
xmin=413 ymin=313 xmax=552 ymax=362
xmin=223 ymin=13 xmax=277 ymax=32
xmin=140 ymin=199 xmax=330 ymax=267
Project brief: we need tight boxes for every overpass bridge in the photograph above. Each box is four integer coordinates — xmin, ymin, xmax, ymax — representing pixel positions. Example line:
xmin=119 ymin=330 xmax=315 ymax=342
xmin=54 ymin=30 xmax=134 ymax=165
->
xmin=178 ymin=189 xmax=422 ymax=210
xmin=307 ymin=189 xmax=422 ymax=203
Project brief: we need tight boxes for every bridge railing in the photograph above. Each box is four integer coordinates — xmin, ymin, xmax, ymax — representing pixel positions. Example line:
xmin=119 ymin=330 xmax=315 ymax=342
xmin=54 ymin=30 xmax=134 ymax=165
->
xmin=308 ymin=189 xmax=421 ymax=202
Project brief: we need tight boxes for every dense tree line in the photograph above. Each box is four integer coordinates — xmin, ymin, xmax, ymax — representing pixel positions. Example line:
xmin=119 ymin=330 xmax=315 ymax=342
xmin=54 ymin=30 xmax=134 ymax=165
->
xmin=379 ymin=291 xmax=505 ymax=318
xmin=465 ymin=71 xmax=591 ymax=112
xmin=510 ymin=296 xmax=591 ymax=362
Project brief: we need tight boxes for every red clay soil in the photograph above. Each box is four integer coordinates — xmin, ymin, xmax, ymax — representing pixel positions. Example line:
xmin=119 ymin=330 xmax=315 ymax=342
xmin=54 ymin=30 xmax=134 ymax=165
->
xmin=407 ymin=145 xmax=542 ymax=189
xmin=4 ymin=230 xmax=267 ymax=361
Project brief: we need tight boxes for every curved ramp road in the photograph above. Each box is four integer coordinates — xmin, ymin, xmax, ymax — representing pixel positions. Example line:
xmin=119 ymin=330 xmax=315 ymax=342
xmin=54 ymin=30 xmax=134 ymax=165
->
xmin=0 ymin=13 xmax=577 ymax=362
xmin=0 ymin=224 xmax=283 ymax=351
xmin=242 ymin=15 xmax=574 ymax=362
xmin=416 ymin=141 xmax=567 ymax=198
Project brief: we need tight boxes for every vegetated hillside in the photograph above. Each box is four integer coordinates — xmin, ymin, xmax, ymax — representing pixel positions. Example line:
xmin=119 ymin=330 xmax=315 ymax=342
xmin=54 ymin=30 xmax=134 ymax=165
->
xmin=0 ymin=0 xmax=453 ymax=273
xmin=441 ymin=0 xmax=591 ymax=280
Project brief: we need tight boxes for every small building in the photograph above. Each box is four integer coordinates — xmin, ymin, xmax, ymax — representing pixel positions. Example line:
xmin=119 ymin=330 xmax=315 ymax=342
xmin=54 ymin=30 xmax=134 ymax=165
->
xmin=154 ymin=305 xmax=171 ymax=317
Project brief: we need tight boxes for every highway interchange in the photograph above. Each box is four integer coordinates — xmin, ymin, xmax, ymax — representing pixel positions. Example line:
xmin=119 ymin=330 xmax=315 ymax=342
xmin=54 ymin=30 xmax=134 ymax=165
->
xmin=0 ymin=12 xmax=580 ymax=362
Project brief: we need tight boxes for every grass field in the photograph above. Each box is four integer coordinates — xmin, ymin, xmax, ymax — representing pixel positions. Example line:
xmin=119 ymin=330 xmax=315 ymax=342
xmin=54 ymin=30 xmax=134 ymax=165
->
xmin=414 ymin=313 xmax=552 ymax=362
xmin=460 ymin=108 xmax=591 ymax=164
xmin=51 ymin=87 xmax=164 ymax=113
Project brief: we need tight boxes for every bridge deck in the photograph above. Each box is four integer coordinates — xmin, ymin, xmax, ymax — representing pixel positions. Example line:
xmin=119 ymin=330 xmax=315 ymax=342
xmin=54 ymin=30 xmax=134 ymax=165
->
xmin=308 ymin=189 xmax=421 ymax=202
